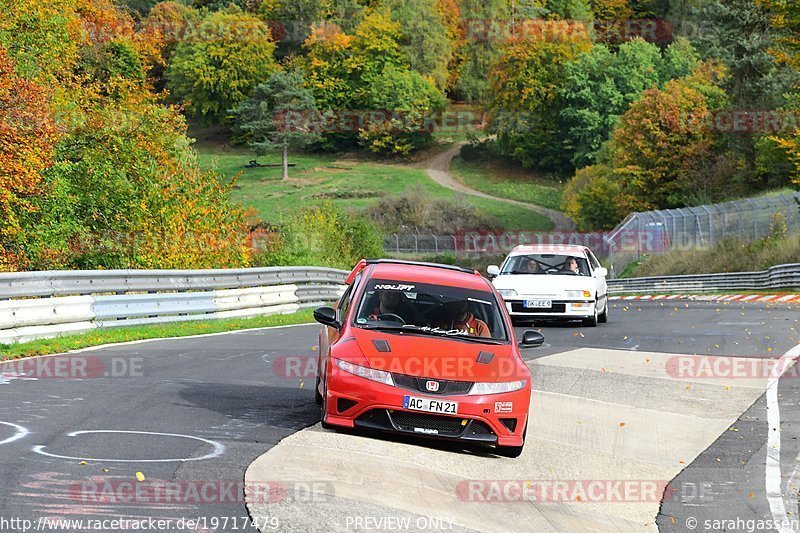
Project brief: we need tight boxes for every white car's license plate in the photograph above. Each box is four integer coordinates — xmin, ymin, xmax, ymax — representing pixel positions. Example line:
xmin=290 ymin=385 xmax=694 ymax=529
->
xmin=524 ymin=299 xmax=552 ymax=309
xmin=403 ymin=396 xmax=458 ymax=414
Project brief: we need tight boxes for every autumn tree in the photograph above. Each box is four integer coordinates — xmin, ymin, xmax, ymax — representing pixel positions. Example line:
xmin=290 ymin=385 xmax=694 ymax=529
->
xmin=259 ymin=0 xmax=330 ymax=55
xmin=692 ymin=0 xmax=797 ymax=188
xmin=298 ymin=23 xmax=355 ymax=109
xmin=488 ymin=24 xmax=592 ymax=173
xmin=562 ymin=165 xmax=623 ymax=230
xmin=513 ymin=0 xmax=593 ymax=21
xmin=559 ymin=38 xmax=699 ymax=168
xmin=0 ymin=49 xmax=60 ymax=270
xmin=760 ymin=0 xmax=800 ymax=185
xmin=384 ymin=0 xmax=453 ymax=90
xmin=454 ymin=0 xmax=508 ymax=102
xmin=166 ymin=8 xmax=279 ymax=123
xmin=0 ymin=0 xmax=85 ymax=81
xmin=349 ymin=9 xmax=405 ymax=92
xmin=588 ymin=0 xmax=633 ymax=21
xmin=357 ymin=66 xmax=447 ymax=155
xmin=137 ymin=1 xmax=201 ymax=86
xmin=609 ymin=63 xmax=732 ymax=210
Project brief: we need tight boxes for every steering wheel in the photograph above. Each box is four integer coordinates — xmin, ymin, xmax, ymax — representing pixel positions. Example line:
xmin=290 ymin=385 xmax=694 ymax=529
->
xmin=377 ymin=313 xmax=406 ymax=324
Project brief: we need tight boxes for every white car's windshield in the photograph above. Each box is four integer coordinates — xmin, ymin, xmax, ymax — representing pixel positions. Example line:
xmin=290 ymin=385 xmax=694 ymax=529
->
xmin=354 ymin=279 xmax=508 ymax=342
xmin=500 ymin=254 xmax=590 ymax=276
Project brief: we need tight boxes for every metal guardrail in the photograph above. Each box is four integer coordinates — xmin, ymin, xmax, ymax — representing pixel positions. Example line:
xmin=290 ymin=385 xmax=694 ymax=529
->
xmin=607 ymin=263 xmax=800 ymax=295
xmin=0 ymin=267 xmax=348 ymax=345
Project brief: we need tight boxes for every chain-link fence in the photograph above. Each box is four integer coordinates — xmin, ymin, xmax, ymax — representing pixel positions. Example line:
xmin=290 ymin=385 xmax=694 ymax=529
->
xmin=382 ymin=232 xmax=610 ymax=257
xmin=604 ymin=192 xmax=800 ymax=278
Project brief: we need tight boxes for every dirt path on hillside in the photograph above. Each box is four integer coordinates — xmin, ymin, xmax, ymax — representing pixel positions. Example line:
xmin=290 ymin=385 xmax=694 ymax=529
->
xmin=422 ymin=143 xmax=576 ymax=231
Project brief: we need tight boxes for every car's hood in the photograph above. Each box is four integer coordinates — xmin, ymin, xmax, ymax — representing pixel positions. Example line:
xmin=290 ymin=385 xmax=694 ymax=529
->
xmin=492 ymin=274 xmax=595 ymax=297
xmin=349 ymin=327 xmax=527 ymax=382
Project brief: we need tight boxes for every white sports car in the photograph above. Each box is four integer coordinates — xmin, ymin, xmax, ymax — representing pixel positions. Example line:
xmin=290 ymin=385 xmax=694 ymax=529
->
xmin=487 ymin=245 xmax=609 ymax=327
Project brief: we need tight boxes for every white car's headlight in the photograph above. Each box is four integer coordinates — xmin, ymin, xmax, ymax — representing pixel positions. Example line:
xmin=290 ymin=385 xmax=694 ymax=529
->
xmin=497 ymin=289 xmax=518 ymax=299
xmin=565 ymin=290 xmax=592 ymax=299
xmin=335 ymin=359 xmax=394 ymax=386
xmin=468 ymin=380 xmax=526 ymax=395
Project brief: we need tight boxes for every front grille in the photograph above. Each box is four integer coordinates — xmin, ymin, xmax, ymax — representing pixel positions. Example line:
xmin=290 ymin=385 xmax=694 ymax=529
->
xmin=389 ymin=411 xmax=465 ymax=434
xmin=356 ymin=410 xmax=498 ymax=443
xmin=511 ymin=302 xmax=567 ymax=314
xmin=392 ymin=373 xmax=473 ymax=396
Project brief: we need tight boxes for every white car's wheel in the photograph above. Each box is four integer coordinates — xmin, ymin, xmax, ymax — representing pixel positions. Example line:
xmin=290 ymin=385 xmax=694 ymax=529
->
xmin=582 ymin=303 xmax=598 ymax=327
xmin=598 ymin=299 xmax=608 ymax=323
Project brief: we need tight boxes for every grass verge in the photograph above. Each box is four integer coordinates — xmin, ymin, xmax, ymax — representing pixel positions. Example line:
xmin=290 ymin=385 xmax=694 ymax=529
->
xmin=196 ymin=143 xmax=553 ymax=231
xmin=450 ymin=155 xmax=565 ymax=211
xmin=612 ymin=290 xmax=800 ymax=297
xmin=623 ymin=234 xmax=800 ymax=278
xmin=0 ymin=309 xmax=316 ymax=361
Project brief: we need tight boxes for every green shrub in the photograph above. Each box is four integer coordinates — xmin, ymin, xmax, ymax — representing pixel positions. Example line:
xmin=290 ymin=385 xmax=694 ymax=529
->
xmin=628 ymin=234 xmax=800 ymax=278
xmin=255 ymin=202 xmax=383 ymax=269
xmin=367 ymin=186 xmax=503 ymax=233
xmin=562 ymin=165 xmax=624 ymax=230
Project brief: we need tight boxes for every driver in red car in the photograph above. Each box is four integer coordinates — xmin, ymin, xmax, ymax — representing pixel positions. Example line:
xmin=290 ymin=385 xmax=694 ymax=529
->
xmin=436 ymin=300 xmax=491 ymax=338
xmin=368 ymin=291 xmax=409 ymax=321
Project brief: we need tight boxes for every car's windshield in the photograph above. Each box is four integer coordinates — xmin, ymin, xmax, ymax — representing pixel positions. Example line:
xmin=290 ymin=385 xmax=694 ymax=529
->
xmin=354 ymin=279 xmax=508 ymax=342
xmin=500 ymin=254 xmax=590 ymax=276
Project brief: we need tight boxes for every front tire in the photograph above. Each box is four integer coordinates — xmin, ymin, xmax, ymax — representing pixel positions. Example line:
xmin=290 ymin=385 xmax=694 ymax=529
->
xmin=496 ymin=424 xmax=526 ymax=458
xmin=320 ymin=386 xmax=333 ymax=429
xmin=319 ymin=362 xmax=333 ymax=429
xmin=314 ymin=374 xmax=323 ymax=405
xmin=582 ymin=303 xmax=598 ymax=327
xmin=598 ymin=300 xmax=608 ymax=324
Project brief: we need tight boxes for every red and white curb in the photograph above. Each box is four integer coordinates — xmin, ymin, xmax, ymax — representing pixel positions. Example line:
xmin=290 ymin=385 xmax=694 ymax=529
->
xmin=610 ymin=294 xmax=800 ymax=303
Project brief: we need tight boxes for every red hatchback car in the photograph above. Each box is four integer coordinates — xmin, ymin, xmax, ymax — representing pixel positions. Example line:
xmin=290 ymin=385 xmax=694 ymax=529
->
xmin=313 ymin=259 xmax=544 ymax=457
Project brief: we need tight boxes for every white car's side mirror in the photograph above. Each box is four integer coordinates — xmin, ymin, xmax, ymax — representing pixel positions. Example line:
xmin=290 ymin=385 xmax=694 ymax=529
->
xmin=595 ymin=267 xmax=608 ymax=278
xmin=487 ymin=265 xmax=500 ymax=278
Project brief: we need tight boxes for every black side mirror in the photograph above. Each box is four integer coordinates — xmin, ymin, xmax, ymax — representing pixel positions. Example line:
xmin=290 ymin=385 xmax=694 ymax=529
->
xmin=314 ymin=306 xmax=340 ymax=329
xmin=519 ymin=330 xmax=544 ymax=348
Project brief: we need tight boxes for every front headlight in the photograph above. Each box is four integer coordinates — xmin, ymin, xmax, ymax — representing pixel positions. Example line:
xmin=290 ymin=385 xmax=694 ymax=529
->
xmin=335 ymin=359 xmax=394 ymax=387
xmin=565 ymin=290 xmax=592 ymax=299
xmin=497 ymin=289 xmax=518 ymax=299
xmin=468 ymin=380 xmax=526 ymax=395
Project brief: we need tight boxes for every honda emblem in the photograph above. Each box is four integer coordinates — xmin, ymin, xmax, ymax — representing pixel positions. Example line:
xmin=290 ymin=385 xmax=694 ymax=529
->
xmin=425 ymin=380 xmax=440 ymax=392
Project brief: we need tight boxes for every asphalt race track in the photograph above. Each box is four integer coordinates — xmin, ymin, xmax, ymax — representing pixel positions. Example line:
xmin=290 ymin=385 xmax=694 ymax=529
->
xmin=0 ymin=300 xmax=799 ymax=532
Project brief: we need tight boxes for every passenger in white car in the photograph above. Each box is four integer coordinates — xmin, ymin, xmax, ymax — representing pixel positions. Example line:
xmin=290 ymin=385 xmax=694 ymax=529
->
xmin=561 ymin=257 xmax=580 ymax=275
xmin=524 ymin=258 xmax=544 ymax=274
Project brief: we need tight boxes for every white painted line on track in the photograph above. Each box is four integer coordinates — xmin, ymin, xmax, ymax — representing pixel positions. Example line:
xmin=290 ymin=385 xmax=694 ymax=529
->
xmin=32 ymin=430 xmax=225 ymax=463
xmin=0 ymin=421 xmax=29 ymax=446
xmin=767 ymin=344 xmax=800 ymax=533
xmin=1 ymin=322 xmax=316 ymax=364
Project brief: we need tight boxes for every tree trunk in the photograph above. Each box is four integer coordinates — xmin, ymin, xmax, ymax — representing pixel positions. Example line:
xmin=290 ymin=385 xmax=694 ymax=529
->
xmin=282 ymin=144 xmax=289 ymax=181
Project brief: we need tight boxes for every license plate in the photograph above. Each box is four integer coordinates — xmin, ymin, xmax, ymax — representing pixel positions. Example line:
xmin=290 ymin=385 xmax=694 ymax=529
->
xmin=403 ymin=396 xmax=458 ymax=414
xmin=524 ymin=299 xmax=552 ymax=309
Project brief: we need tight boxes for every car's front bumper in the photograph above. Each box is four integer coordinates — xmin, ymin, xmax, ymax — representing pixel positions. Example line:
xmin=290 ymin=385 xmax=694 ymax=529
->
xmin=323 ymin=369 xmax=530 ymax=447
xmin=505 ymin=299 xmax=596 ymax=319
